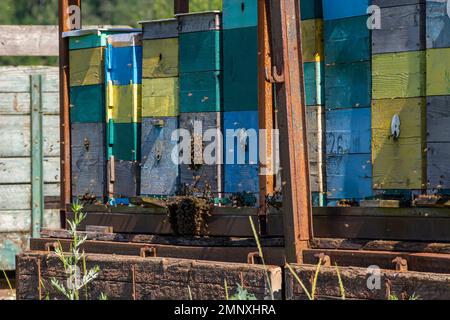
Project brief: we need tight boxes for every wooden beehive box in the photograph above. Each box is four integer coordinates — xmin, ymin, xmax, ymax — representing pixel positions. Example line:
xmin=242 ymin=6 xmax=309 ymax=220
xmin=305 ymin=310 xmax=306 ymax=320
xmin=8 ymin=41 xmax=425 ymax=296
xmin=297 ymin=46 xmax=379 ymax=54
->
xmin=300 ymin=0 xmax=323 ymax=21
xmin=180 ymin=71 xmax=222 ymax=113
xmin=141 ymin=117 xmax=179 ymax=196
xmin=372 ymin=98 xmax=426 ymax=190
xmin=142 ymin=77 xmax=179 ymax=117
xmin=426 ymin=48 xmax=450 ymax=97
xmin=179 ymin=112 xmax=223 ymax=193
xmin=372 ymin=4 xmax=426 ymax=54
xmin=70 ymin=85 xmax=105 ymax=123
xmin=324 ymin=15 xmax=370 ymax=64
xmin=322 ymin=0 xmax=369 ymax=20
xmin=106 ymin=83 xmax=141 ymax=124
xmin=426 ymin=0 xmax=450 ymax=49
xmin=222 ymin=0 xmax=257 ymax=29
xmin=107 ymin=122 xmax=140 ymax=161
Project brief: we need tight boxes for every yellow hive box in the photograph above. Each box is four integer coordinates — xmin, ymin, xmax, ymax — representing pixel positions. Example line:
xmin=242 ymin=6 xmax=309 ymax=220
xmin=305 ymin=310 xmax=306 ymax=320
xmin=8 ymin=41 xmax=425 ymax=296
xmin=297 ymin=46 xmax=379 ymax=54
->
xmin=301 ymin=19 xmax=324 ymax=63
xmin=106 ymin=82 xmax=142 ymax=123
xmin=372 ymin=97 xmax=426 ymax=190
xmin=142 ymin=38 xmax=179 ymax=78
xmin=427 ymin=48 xmax=450 ymax=96
xmin=142 ymin=77 xmax=179 ymax=117
xmin=372 ymin=51 xmax=426 ymax=100
xmin=70 ymin=47 xmax=104 ymax=87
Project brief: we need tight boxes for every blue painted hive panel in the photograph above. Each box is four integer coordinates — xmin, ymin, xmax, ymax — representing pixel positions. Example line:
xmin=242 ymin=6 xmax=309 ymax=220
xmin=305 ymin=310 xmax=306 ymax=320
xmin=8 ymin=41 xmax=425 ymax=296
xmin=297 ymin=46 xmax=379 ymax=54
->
xmin=179 ymin=30 xmax=222 ymax=73
xmin=300 ymin=0 xmax=323 ymax=20
xmin=70 ymin=85 xmax=105 ymax=123
xmin=224 ymin=164 xmax=259 ymax=194
xmin=324 ymin=15 xmax=370 ymax=64
xmin=304 ymin=62 xmax=324 ymax=106
xmin=426 ymin=0 xmax=450 ymax=49
xmin=427 ymin=95 xmax=450 ymax=143
xmin=223 ymin=27 xmax=258 ymax=111
xmin=110 ymin=160 xmax=140 ymax=198
xmin=326 ymin=153 xmax=373 ymax=200
xmin=222 ymin=0 xmax=258 ymax=29
xmin=372 ymin=4 xmax=425 ymax=54
xmin=325 ymin=61 xmax=371 ymax=109
xmin=71 ymin=123 xmax=106 ymax=199
xmin=326 ymin=108 xmax=372 ymax=154
xmin=180 ymin=71 xmax=222 ymax=113
xmin=105 ymin=44 xmax=142 ymax=85
xmin=322 ymin=0 xmax=370 ymax=20
xmin=141 ymin=117 xmax=179 ymax=196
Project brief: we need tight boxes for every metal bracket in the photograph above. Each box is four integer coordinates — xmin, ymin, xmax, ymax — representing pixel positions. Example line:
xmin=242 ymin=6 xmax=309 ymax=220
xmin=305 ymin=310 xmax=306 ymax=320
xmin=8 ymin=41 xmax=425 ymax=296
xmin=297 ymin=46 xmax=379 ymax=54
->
xmin=247 ymin=252 xmax=263 ymax=265
xmin=392 ymin=257 xmax=408 ymax=272
xmin=314 ymin=253 xmax=331 ymax=267
xmin=140 ymin=246 xmax=157 ymax=258
xmin=265 ymin=66 xmax=285 ymax=83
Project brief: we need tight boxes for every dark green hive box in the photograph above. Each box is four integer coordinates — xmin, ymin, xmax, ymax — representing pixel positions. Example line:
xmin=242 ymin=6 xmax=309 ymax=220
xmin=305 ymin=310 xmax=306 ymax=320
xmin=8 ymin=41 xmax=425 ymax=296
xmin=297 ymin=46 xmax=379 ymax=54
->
xmin=107 ymin=122 xmax=141 ymax=161
xmin=180 ymin=71 xmax=222 ymax=113
xmin=179 ymin=30 xmax=222 ymax=73
xmin=300 ymin=0 xmax=323 ymax=20
xmin=70 ymin=85 xmax=105 ymax=123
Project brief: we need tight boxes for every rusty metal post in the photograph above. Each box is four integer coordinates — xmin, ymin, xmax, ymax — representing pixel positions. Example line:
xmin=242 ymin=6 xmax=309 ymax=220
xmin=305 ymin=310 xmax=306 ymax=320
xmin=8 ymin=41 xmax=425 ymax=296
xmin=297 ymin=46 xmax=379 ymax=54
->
xmin=174 ymin=0 xmax=189 ymax=14
xmin=258 ymin=0 xmax=275 ymax=234
xmin=59 ymin=0 xmax=81 ymax=221
xmin=268 ymin=0 xmax=313 ymax=262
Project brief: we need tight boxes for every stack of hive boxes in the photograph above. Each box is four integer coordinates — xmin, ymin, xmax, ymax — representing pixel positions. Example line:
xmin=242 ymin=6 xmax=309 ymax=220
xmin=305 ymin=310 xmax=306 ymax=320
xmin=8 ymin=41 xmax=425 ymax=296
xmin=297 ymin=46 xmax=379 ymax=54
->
xmin=426 ymin=0 xmax=450 ymax=193
xmin=300 ymin=0 xmax=326 ymax=206
xmin=140 ymin=19 xmax=180 ymax=196
xmin=178 ymin=12 xmax=223 ymax=195
xmin=323 ymin=0 xmax=373 ymax=204
xmin=371 ymin=0 xmax=427 ymax=195
xmin=67 ymin=29 xmax=124 ymax=201
xmin=222 ymin=0 xmax=259 ymax=199
xmin=105 ymin=33 xmax=142 ymax=200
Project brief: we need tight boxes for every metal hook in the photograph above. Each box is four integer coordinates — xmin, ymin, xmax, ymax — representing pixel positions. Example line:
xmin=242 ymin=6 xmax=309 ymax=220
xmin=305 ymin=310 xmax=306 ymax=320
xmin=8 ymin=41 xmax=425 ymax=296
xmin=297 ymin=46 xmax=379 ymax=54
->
xmin=265 ymin=65 xmax=285 ymax=83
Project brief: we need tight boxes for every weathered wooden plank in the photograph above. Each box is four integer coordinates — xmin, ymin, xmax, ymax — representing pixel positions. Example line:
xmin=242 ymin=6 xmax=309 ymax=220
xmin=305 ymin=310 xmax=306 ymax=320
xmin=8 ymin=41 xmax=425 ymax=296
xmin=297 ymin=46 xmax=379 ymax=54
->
xmin=177 ymin=11 xmax=222 ymax=33
xmin=140 ymin=19 xmax=179 ymax=40
xmin=142 ymin=77 xmax=179 ymax=117
xmin=427 ymin=95 xmax=450 ymax=142
xmin=179 ymin=31 xmax=222 ymax=73
xmin=372 ymin=51 xmax=426 ymax=99
xmin=427 ymin=142 xmax=450 ymax=189
xmin=0 ymin=25 xmax=58 ymax=56
xmin=324 ymin=15 xmax=370 ymax=64
xmin=426 ymin=47 xmax=450 ymax=96
xmin=0 ymin=92 xmax=59 ymax=115
xmin=110 ymin=160 xmax=139 ymax=198
xmin=306 ymin=106 xmax=325 ymax=193
xmin=301 ymin=19 xmax=324 ymax=63
xmin=142 ymin=38 xmax=179 ymax=78
xmin=0 ymin=184 xmax=59 ymax=210
xmin=180 ymin=71 xmax=222 ymax=112
xmin=326 ymin=107 xmax=371 ymax=154
xmin=325 ymin=61 xmax=371 ymax=109
xmin=0 ymin=67 xmax=59 ymax=93
xmin=222 ymin=0 xmax=258 ymax=29
xmin=322 ymin=0 xmax=369 ymax=20
xmin=372 ymin=0 xmax=425 ymax=8
xmin=0 ymin=209 xmax=60 ymax=233
xmin=69 ymin=47 xmax=104 ymax=87
xmin=106 ymin=84 xmax=140 ymax=123
xmin=17 ymin=253 xmax=282 ymax=300
xmin=426 ymin=0 xmax=450 ymax=49
xmin=372 ymin=4 xmax=425 ymax=54
xmin=0 ymin=157 xmax=60 ymax=184
xmin=0 ymin=232 xmax=28 ymax=270
xmin=372 ymin=97 xmax=426 ymax=190
xmin=304 ymin=62 xmax=324 ymax=106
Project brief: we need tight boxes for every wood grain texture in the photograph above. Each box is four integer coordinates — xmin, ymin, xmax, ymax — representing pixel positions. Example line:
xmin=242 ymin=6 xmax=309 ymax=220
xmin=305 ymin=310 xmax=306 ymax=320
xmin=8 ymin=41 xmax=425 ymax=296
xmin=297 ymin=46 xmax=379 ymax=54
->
xmin=223 ymin=27 xmax=258 ymax=111
xmin=326 ymin=107 xmax=372 ymax=154
xmin=301 ymin=19 xmax=324 ymax=62
xmin=180 ymin=71 xmax=222 ymax=113
xmin=426 ymin=48 xmax=450 ymax=96
xmin=141 ymin=19 xmax=179 ymax=40
xmin=372 ymin=98 xmax=426 ymax=189
xmin=0 ymin=185 xmax=59 ymax=210
xmin=306 ymin=106 xmax=325 ymax=192
xmin=142 ymin=38 xmax=179 ymax=78
xmin=325 ymin=61 xmax=371 ymax=109
xmin=0 ymin=92 xmax=59 ymax=115
xmin=372 ymin=4 xmax=425 ymax=54
xmin=0 ymin=25 xmax=58 ymax=56
xmin=0 ymin=67 xmax=59 ymax=93
xmin=0 ymin=209 xmax=60 ymax=233
xmin=322 ymin=0 xmax=369 ymax=20
xmin=428 ymin=142 xmax=450 ymax=189
xmin=71 ymin=123 xmax=106 ymax=199
xmin=326 ymin=154 xmax=373 ymax=200
xmin=141 ymin=117 xmax=179 ymax=196
xmin=142 ymin=77 xmax=179 ymax=117
xmin=179 ymin=30 xmax=222 ymax=73
xmin=426 ymin=0 xmax=450 ymax=49
xmin=110 ymin=160 xmax=139 ymax=198
xmin=427 ymin=95 xmax=450 ymax=142
xmin=222 ymin=0 xmax=258 ymax=29
xmin=69 ymin=47 xmax=104 ymax=87
xmin=0 ymin=158 xmax=59 ymax=184
xmin=324 ymin=15 xmax=370 ymax=64
xmin=70 ymin=84 xmax=105 ymax=123
xmin=372 ymin=51 xmax=426 ymax=99
xmin=177 ymin=11 xmax=222 ymax=33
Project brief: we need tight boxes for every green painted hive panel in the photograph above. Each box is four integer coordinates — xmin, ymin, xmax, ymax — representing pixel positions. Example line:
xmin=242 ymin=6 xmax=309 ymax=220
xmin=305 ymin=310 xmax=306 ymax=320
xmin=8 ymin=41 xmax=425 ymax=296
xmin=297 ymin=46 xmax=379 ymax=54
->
xmin=179 ymin=30 xmax=222 ymax=73
xmin=107 ymin=122 xmax=141 ymax=161
xmin=70 ymin=85 xmax=105 ymax=123
xmin=180 ymin=71 xmax=222 ymax=113
xmin=304 ymin=62 xmax=324 ymax=106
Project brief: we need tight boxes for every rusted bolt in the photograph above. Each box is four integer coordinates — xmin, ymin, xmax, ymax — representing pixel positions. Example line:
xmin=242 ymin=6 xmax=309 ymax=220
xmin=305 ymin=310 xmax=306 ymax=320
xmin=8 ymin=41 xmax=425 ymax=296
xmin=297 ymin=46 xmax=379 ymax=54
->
xmin=247 ymin=252 xmax=263 ymax=265
xmin=140 ymin=246 xmax=157 ymax=258
xmin=392 ymin=257 xmax=408 ymax=272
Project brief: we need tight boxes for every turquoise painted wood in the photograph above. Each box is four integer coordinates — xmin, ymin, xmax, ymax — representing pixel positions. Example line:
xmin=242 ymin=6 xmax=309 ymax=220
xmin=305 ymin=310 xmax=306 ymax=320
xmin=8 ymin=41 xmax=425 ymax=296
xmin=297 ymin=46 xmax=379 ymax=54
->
xmin=324 ymin=15 xmax=370 ymax=64
xmin=325 ymin=61 xmax=371 ymax=109
xmin=304 ymin=62 xmax=324 ymax=106
xmin=107 ymin=121 xmax=141 ymax=161
xmin=223 ymin=0 xmax=258 ymax=29
xmin=326 ymin=153 xmax=373 ymax=201
xmin=180 ymin=71 xmax=222 ymax=113
xmin=105 ymin=38 xmax=142 ymax=85
xmin=223 ymin=27 xmax=258 ymax=111
xmin=179 ymin=31 xmax=222 ymax=73
xmin=300 ymin=0 xmax=323 ymax=20
xmin=141 ymin=117 xmax=179 ymax=196
xmin=326 ymin=107 xmax=371 ymax=154
xmin=322 ymin=0 xmax=370 ymax=20
xmin=70 ymin=85 xmax=105 ymax=123
xmin=426 ymin=0 xmax=450 ymax=49
xmin=67 ymin=29 xmax=135 ymax=50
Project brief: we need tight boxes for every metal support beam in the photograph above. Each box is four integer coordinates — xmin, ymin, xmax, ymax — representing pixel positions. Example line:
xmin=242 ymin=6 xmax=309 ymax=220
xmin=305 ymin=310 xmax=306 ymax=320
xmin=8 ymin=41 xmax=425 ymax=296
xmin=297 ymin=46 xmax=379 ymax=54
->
xmin=59 ymin=0 xmax=82 ymax=222
xmin=31 ymin=75 xmax=43 ymax=238
xmin=268 ymin=0 xmax=313 ymax=262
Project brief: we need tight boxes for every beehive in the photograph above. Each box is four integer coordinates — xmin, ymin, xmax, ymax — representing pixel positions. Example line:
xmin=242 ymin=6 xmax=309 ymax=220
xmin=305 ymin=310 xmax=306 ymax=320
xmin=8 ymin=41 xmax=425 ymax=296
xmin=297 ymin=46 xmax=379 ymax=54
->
xmin=372 ymin=98 xmax=426 ymax=190
xmin=426 ymin=48 xmax=450 ymax=96
xmin=322 ymin=0 xmax=370 ymax=20
xmin=141 ymin=77 xmax=179 ymax=117
xmin=222 ymin=0 xmax=257 ymax=29
xmin=106 ymin=83 xmax=141 ymax=123
xmin=70 ymin=85 xmax=105 ymax=123
xmin=142 ymin=38 xmax=179 ymax=78
xmin=180 ymin=71 xmax=222 ymax=113
xmin=69 ymin=47 xmax=104 ymax=87
xmin=141 ymin=117 xmax=179 ymax=195
xmin=300 ymin=0 xmax=323 ymax=20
